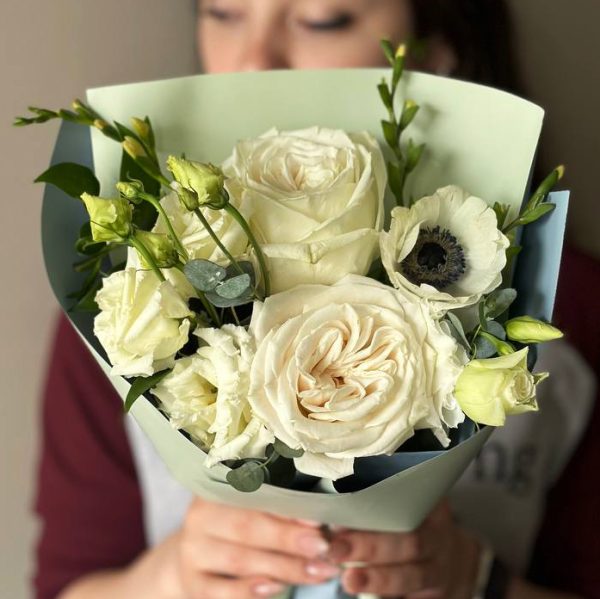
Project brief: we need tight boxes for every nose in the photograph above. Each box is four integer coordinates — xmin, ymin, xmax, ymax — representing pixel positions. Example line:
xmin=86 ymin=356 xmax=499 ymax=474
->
xmin=239 ymin=35 xmax=290 ymax=71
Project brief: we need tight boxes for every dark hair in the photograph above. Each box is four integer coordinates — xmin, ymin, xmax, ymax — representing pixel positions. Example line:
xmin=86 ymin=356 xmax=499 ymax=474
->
xmin=410 ymin=0 xmax=521 ymax=94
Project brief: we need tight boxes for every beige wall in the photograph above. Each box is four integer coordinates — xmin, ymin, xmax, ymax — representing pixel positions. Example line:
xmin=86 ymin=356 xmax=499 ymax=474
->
xmin=0 ymin=2 xmax=196 ymax=597
xmin=508 ymin=0 xmax=600 ymax=259
xmin=0 ymin=1 xmax=598 ymax=597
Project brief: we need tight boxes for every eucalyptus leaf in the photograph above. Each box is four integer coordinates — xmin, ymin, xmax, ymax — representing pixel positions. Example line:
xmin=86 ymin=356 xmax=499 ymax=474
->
xmin=216 ymin=274 xmax=252 ymax=300
xmin=226 ymin=462 xmax=265 ymax=493
xmin=486 ymin=320 xmax=507 ymax=340
xmin=274 ymin=439 xmax=304 ymax=459
xmin=485 ymin=288 xmax=517 ymax=319
xmin=124 ymin=369 xmax=170 ymax=413
xmin=205 ymin=290 xmax=253 ymax=309
xmin=35 ymin=162 xmax=100 ymax=198
xmin=474 ymin=335 xmax=497 ymax=359
xmin=184 ymin=260 xmax=227 ymax=292
xmin=445 ymin=312 xmax=470 ymax=351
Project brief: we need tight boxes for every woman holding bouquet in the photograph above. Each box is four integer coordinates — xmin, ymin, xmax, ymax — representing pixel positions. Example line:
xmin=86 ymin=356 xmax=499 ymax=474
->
xmin=35 ymin=1 xmax=598 ymax=598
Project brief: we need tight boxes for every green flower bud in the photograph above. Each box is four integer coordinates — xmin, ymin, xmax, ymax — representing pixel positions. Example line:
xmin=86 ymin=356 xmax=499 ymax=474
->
xmin=116 ymin=180 xmax=145 ymax=200
xmin=123 ymin=136 xmax=147 ymax=159
xmin=166 ymin=156 xmax=227 ymax=208
xmin=131 ymin=117 xmax=151 ymax=141
xmin=505 ymin=316 xmax=564 ymax=344
xmin=94 ymin=118 xmax=109 ymax=131
xmin=171 ymin=181 xmax=200 ymax=211
xmin=81 ymin=193 xmax=132 ymax=243
xmin=455 ymin=348 xmax=547 ymax=427
xmin=134 ymin=230 xmax=178 ymax=269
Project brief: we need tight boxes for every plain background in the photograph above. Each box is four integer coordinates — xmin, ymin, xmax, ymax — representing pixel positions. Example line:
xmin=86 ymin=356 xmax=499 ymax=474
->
xmin=0 ymin=1 xmax=598 ymax=597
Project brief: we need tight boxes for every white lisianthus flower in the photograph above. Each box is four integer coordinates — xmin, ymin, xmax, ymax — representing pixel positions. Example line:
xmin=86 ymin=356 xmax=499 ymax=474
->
xmin=153 ymin=191 xmax=248 ymax=263
xmin=381 ymin=186 xmax=510 ymax=313
xmin=454 ymin=348 xmax=548 ymax=426
xmin=153 ymin=325 xmax=272 ymax=466
xmin=223 ymin=127 xmax=387 ymax=293
xmin=94 ymin=267 xmax=194 ymax=377
xmin=248 ymin=275 xmax=466 ymax=480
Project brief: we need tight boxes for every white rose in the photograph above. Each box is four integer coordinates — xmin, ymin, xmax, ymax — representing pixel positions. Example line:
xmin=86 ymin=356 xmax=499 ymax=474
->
xmin=223 ymin=127 xmax=387 ymax=293
xmin=380 ymin=186 xmax=510 ymax=313
xmin=248 ymin=275 xmax=466 ymax=480
xmin=153 ymin=191 xmax=248 ymax=263
xmin=94 ymin=267 xmax=194 ymax=377
xmin=153 ymin=325 xmax=272 ymax=466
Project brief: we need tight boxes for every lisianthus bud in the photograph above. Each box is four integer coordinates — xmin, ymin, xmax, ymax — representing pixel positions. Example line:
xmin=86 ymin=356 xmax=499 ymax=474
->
xmin=171 ymin=181 xmax=200 ymax=211
xmin=131 ymin=117 xmax=151 ymax=142
xmin=505 ymin=316 xmax=564 ymax=344
xmin=123 ymin=136 xmax=147 ymax=159
xmin=454 ymin=348 xmax=548 ymax=426
xmin=134 ymin=230 xmax=178 ymax=269
xmin=116 ymin=180 xmax=145 ymax=200
xmin=166 ymin=156 xmax=227 ymax=208
xmin=81 ymin=193 xmax=132 ymax=243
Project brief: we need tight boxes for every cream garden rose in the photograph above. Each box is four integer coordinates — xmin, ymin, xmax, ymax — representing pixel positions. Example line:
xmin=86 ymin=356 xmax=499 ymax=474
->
xmin=381 ymin=186 xmax=510 ymax=313
xmin=94 ymin=267 xmax=195 ymax=377
xmin=153 ymin=325 xmax=272 ymax=466
xmin=248 ymin=275 xmax=466 ymax=480
xmin=454 ymin=348 xmax=547 ymax=426
xmin=223 ymin=127 xmax=387 ymax=293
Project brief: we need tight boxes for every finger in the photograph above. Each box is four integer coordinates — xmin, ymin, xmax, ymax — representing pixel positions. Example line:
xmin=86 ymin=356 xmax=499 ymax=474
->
xmin=342 ymin=563 xmax=438 ymax=597
xmin=185 ymin=535 xmax=340 ymax=585
xmin=187 ymin=500 xmax=330 ymax=559
xmin=185 ymin=573 xmax=286 ymax=599
xmin=329 ymin=529 xmax=434 ymax=565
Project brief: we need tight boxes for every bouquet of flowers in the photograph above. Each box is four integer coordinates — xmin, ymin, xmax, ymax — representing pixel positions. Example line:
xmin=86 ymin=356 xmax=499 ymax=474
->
xmin=19 ymin=43 xmax=568 ymax=538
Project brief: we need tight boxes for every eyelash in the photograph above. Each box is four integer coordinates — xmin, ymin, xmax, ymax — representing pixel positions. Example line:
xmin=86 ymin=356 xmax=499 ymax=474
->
xmin=202 ymin=7 xmax=355 ymax=32
xmin=299 ymin=14 xmax=355 ymax=32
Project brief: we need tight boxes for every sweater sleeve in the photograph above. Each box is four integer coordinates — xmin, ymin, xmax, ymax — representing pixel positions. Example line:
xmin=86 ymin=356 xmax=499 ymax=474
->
xmin=33 ymin=315 xmax=146 ymax=599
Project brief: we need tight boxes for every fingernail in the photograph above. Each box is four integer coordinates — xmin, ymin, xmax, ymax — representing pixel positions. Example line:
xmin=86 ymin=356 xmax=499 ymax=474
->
xmin=297 ymin=534 xmax=330 ymax=557
xmin=306 ymin=561 xmax=341 ymax=579
xmin=253 ymin=582 xmax=286 ymax=597
xmin=329 ymin=538 xmax=352 ymax=561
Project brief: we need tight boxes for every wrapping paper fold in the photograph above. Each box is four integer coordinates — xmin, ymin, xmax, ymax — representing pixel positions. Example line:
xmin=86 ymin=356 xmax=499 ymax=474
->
xmin=41 ymin=69 xmax=567 ymax=535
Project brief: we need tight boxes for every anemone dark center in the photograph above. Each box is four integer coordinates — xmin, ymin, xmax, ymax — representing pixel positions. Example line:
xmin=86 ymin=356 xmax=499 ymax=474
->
xmin=400 ymin=226 xmax=466 ymax=290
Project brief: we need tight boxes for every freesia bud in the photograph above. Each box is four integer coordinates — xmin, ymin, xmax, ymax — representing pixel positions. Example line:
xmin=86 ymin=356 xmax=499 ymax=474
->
xmin=94 ymin=119 xmax=109 ymax=131
xmin=166 ymin=156 xmax=227 ymax=208
xmin=81 ymin=193 xmax=132 ymax=243
xmin=505 ymin=316 xmax=564 ymax=344
xmin=134 ymin=230 xmax=178 ymax=269
xmin=395 ymin=44 xmax=407 ymax=58
xmin=123 ymin=136 xmax=147 ymax=159
xmin=454 ymin=348 xmax=547 ymax=426
xmin=131 ymin=117 xmax=151 ymax=142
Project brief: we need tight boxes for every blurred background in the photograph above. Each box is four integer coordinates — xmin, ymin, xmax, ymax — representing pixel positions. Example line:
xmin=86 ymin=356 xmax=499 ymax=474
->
xmin=0 ymin=0 xmax=598 ymax=597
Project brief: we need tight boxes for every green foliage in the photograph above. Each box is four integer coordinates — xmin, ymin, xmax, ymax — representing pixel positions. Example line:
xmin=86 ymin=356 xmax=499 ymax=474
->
xmin=484 ymin=288 xmax=517 ymax=320
xmin=35 ymin=162 xmax=100 ymax=198
xmin=273 ymin=439 xmax=304 ymax=459
xmin=124 ymin=370 xmax=170 ymax=413
xmin=226 ymin=462 xmax=266 ymax=493
xmin=184 ymin=260 xmax=228 ymax=292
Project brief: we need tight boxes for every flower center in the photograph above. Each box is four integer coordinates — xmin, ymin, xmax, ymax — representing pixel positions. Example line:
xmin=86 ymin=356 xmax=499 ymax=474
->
xmin=400 ymin=226 xmax=466 ymax=289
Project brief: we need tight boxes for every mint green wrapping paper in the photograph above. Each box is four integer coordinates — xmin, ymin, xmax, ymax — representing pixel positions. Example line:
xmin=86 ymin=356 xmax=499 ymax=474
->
xmin=42 ymin=69 xmax=555 ymax=534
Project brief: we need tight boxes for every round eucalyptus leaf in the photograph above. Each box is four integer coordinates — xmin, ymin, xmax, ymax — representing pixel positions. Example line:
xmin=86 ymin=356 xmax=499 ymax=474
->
xmin=184 ymin=259 xmax=227 ymax=292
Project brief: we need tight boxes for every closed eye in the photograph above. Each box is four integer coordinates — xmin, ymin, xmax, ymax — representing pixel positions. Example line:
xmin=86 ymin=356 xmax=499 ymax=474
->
xmin=202 ymin=6 xmax=243 ymax=23
xmin=299 ymin=13 xmax=355 ymax=32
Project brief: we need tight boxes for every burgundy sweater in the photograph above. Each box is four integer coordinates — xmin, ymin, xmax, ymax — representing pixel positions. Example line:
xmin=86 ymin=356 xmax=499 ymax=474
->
xmin=33 ymin=246 xmax=600 ymax=599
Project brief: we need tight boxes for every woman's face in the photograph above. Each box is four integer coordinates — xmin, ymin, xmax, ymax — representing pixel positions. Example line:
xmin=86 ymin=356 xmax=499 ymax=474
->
xmin=197 ymin=0 xmax=415 ymax=73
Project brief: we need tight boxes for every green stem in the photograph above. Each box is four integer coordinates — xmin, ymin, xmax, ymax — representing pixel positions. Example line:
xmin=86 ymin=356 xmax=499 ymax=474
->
xmin=140 ymin=193 xmax=189 ymax=260
xmin=129 ymin=237 xmax=165 ymax=282
xmin=230 ymin=307 xmax=241 ymax=327
xmin=193 ymin=208 xmax=244 ymax=276
xmin=224 ymin=204 xmax=271 ymax=298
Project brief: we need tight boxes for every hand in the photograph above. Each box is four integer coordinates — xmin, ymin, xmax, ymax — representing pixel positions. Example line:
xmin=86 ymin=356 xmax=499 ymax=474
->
xmin=328 ymin=501 xmax=481 ymax=599
xmin=155 ymin=498 xmax=340 ymax=599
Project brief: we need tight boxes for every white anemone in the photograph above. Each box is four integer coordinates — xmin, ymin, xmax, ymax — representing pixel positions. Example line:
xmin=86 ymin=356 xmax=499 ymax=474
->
xmin=380 ymin=186 xmax=509 ymax=313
